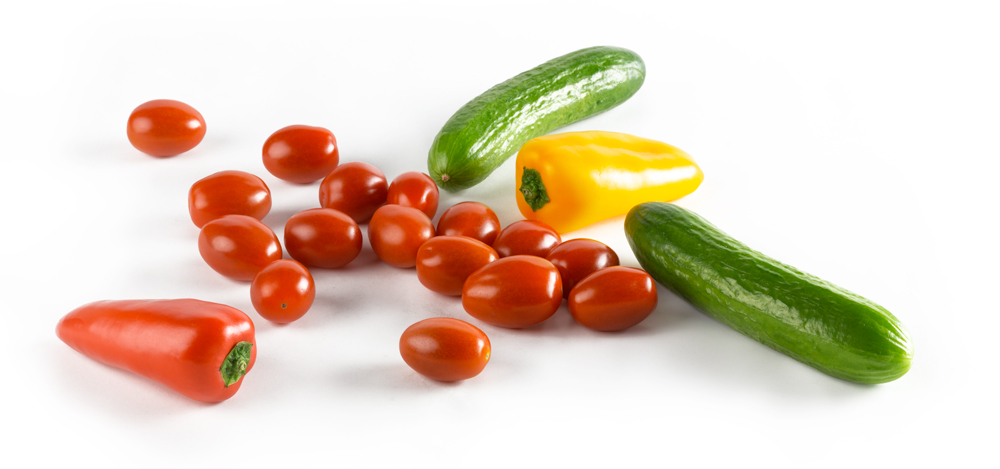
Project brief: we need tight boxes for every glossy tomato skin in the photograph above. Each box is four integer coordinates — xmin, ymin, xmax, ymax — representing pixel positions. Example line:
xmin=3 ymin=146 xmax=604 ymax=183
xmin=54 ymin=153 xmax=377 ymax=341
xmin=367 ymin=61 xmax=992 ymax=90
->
xmin=250 ymin=259 xmax=315 ymax=324
xmin=462 ymin=256 xmax=563 ymax=328
xmin=262 ymin=125 xmax=339 ymax=184
xmin=416 ymin=236 xmax=499 ymax=296
xmin=492 ymin=220 xmax=562 ymax=258
xmin=436 ymin=202 xmax=502 ymax=245
xmin=546 ymin=239 xmax=620 ymax=298
xmin=568 ymin=267 xmax=658 ymax=332
xmin=198 ymin=215 xmax=282 ymax=281
xmin=188 ymin=170 xmax=272 ymax=228
xmin=318 ymin=162 xmax=388 ymax=223
xmin=399 ymin=317 xmax=491 ymax=382
xmin=387 ymin=172 xmax=439 ymax=219
xmin=284 ymin=208 xmax=362 ymax=269
xmin=368 ymin=205 xmax=435 ymax=268
xmin=127 ymin=99 xmax=206 ymax=157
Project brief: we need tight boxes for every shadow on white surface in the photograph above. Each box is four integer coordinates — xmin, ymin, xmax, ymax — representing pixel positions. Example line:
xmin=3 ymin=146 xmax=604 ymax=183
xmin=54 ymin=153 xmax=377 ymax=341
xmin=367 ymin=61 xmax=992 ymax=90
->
xmin=643 ymin=286 xmax=876 ymax=400
xmin=67 ymin=138 xmax=138 ymax=166
xmin=331 ymin=246 xmax=382 ymax=271
xmin=332 ymin=361 xmax=464 ymax=394
xmin=261 ymin=206 xmax=312 ymax=230
xmin=48 ymin=341 xmax=213 ymax=417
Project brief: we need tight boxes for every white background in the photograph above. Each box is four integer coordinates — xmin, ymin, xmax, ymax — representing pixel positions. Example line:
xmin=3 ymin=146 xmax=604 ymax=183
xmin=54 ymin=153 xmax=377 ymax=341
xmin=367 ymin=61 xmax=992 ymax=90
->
xmin=2 ymin=0 xmax=997 ymax=467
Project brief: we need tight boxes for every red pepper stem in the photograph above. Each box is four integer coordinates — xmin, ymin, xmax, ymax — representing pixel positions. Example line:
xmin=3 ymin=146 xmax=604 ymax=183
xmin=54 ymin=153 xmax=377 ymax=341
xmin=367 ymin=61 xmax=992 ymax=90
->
xmin=520 ymin=167 xmax=550 ymax=212
xmin=219 ymin=341 xmax=253 ymax=388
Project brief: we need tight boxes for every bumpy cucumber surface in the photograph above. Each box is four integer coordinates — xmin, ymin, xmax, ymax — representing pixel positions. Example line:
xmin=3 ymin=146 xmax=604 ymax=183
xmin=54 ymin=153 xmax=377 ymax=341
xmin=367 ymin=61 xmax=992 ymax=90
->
xmin=625 ymin=202 xmax=913 ymax=384
xmin=428 ymin=46 xmax=645 ymax=192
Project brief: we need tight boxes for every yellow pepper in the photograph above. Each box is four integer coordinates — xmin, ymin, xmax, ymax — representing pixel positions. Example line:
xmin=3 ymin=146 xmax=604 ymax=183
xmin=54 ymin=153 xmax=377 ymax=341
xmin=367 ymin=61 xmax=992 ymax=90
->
xmin=515 ymin=131 xmax=703 ymax=233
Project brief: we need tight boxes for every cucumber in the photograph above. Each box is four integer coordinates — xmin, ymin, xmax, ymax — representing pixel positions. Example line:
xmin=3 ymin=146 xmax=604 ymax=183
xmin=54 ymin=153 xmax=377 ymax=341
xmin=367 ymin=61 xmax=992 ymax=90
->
xmin=625 ymin=202 xmax=913 ymax=384
xmin=428 ymin=46 xmax=645 ymax=192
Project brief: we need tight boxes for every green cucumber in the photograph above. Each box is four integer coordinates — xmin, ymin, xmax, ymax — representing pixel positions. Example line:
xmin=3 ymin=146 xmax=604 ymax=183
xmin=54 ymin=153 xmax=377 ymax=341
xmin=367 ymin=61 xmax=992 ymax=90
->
xmin=428 ymin=46 xmax=645 ymax=192
xmin=625 ymin=202 xmax=913 ymax=384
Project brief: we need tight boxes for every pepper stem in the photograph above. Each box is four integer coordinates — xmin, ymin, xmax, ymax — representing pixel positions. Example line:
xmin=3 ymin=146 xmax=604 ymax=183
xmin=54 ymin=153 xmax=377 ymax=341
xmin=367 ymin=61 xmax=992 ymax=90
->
xmin=520 ymin=167 xmax=550 ymax=212
xmin=219 ymin=341 xmax=253 ymax=388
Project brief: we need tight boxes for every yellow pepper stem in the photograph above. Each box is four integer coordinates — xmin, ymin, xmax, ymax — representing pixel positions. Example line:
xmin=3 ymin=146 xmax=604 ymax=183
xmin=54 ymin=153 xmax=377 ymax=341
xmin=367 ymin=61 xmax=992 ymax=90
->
xmin=519 ymin=167 xmax=550 ymax=211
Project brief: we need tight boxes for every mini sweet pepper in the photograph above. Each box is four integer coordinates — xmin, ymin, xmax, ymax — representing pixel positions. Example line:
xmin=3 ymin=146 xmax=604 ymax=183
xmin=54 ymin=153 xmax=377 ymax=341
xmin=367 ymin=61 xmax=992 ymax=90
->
xmin=515 ymin=131 xmax=703 ymax=233
xmin=56 ymin=299 xmax=256 ymax=403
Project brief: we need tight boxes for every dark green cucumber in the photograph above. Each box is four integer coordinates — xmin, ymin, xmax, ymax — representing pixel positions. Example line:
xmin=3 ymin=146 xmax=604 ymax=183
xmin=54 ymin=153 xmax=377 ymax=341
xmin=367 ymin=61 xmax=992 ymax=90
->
xmin=625 ymin=202 xmax=913 ymax=384
xmin=428 ymin=46 xmax=645 ymax=192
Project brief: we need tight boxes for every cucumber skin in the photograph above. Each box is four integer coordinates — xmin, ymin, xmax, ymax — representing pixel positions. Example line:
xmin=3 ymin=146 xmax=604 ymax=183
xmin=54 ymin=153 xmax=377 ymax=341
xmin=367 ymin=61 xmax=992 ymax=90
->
xmin=428 ymin=46 xmax=645 ymax=192
xmin=625 ymin=202 xmax=913 ymax=384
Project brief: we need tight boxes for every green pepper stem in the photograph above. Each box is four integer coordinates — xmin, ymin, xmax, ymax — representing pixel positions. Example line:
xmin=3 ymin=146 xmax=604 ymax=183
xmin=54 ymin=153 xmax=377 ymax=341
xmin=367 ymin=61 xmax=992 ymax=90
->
xmin=520 ymin=167 xmax=550 ymax=211
xmin=219 ymin=341 xmax=253 ymax=388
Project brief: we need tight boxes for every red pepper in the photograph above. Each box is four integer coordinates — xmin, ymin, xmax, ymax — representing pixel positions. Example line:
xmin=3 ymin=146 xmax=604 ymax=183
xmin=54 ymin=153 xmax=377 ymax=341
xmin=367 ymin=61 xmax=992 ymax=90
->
xmin=56 ymin=299 xmax=256 ymax=403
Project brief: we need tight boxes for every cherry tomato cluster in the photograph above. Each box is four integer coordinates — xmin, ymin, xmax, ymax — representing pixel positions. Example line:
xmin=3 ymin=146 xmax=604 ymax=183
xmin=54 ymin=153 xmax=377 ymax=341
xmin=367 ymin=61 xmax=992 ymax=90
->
xmin=186 ymin=132 xmax=433 ymax=324
xmin=128 ymin=98 xmax=659 ymax=386
xmin=396 ymin=204 xmax=659 ymax=378
xmin=444 ymin=219 xmax=657 ymax=332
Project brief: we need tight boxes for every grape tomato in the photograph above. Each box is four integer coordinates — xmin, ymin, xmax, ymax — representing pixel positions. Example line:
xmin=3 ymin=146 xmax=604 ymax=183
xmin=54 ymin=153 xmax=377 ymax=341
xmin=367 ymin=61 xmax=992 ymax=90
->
xmin=263 ymin=125 xmax=339 ymax=184
xmin=568 ymin=267 xmax=657 ymax=332
xmin=127 ymin=99 xmax=206 ymax=157
xmin=189 ymin=170 xmax=271 ymax=228
xmin=399 ymin=317 xmax=491 ymax=382
xmin=436 ymin=202 xmax=501 ymax=245
xmin=462 ymin=255 xmax=562 ymax=329
xmin=198 ymin=215 xmax=282 ymax=281
xmin=492 ymin=220 xmax=561 ymax=258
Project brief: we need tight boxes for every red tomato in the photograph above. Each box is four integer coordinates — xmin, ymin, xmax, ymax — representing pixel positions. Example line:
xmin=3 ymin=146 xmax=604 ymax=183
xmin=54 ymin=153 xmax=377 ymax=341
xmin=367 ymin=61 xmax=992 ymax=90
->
xmin=368 ymin=205 xmax=435 ymax=268
xmin=318 ymin=161 xmax=388 ymax=223
xmin=250 ymin=259 xmax=316 ymax=324
xmin=492 ymin=220 xmax=562 ymax=258
xmin=198 ymin=215 xmax=282 ymax=281
xmin=386 ymin=172 xmax=439 ymax=219
xmin=399 ymin=317 xmax=491 ymax=382
xmin=416 ymin=237 xmax=498 ymax=296
xmin=568 ymin=267 xmax=657 ymax=332
xmin=127 ymin=99 xmax=206 ymax=157
xmin=436 ymin=202 xmax=501 ymax=245
xmin=262 ymin=125 xmax=339 ymax=184
xmin=284 ymin=208 xmax=362 ymax=269
xmin=462 ymin=256 xmax=562 ymax=328
xmin=188 ymin=170 xmax=272 ymax=228
xmin=546 ymin=238 xmax=620 ymax=298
